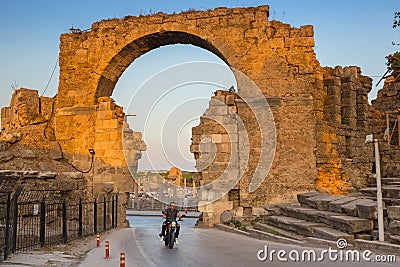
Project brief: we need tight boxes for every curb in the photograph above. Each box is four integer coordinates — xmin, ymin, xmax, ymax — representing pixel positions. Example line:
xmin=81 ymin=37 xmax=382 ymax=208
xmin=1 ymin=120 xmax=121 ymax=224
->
xmin=214 ymin=224 xmax=251 ymax=236
xmin=354 ymin=239 xmax=400 ymax=256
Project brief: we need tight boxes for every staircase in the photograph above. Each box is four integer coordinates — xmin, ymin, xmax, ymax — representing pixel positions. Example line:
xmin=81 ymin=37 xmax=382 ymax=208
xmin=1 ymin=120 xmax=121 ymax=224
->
xmin=255 ymin=191 xmax=400 ymax=245
xmin=361 ymin=176 xmax=400 ymax=206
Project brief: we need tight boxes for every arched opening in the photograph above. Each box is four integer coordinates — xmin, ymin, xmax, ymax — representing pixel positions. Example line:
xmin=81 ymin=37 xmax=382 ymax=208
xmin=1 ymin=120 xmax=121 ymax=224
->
xmin=107 ymin=38 xmax=236 ymax=172
xmin=95 ymin=31 xmax=229 ymax=101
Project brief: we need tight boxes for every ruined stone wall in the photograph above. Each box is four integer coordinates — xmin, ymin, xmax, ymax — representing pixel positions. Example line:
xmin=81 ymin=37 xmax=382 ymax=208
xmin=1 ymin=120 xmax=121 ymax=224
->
xmin=371 ymin=79 xmax=400 ymax=178
xmin=316 ymin=66 xmax=373 ymax=194
xmin=191 ymin=53 xmax=377 ymax=226
xmin=372 ymin=77 xmax=400 ymax=113
xmin=1 ymin=89 xmax=145 ymax=227
xmin=1 ymin=88 xmax=54 ymax=136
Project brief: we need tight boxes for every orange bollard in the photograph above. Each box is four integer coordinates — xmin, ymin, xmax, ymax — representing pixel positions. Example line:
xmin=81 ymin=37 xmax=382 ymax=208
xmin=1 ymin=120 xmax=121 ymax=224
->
xmin=120 ymin=252 xmax=125 ymax=267
xmin=105 ymin=241 xmax=110 ymax=259
xmin=96 ymin=233 xmax=100 ymax=247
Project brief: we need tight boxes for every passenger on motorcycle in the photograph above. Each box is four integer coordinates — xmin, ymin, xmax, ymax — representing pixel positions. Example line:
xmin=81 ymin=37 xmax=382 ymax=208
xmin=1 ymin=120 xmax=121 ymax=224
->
xmin=159 ymin=202 xmax=182 ymax=244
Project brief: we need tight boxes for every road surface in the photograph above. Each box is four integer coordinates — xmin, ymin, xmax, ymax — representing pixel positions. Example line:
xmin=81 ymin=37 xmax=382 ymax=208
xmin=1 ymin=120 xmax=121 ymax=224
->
xmin=78 ymin=216 xmax=398 ymax=267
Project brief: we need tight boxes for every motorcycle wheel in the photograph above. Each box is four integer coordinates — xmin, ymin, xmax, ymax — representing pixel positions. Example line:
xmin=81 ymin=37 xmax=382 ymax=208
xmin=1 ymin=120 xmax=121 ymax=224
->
xmin=168 ymin=231 xmax=175 ymax=249
xmin=164 ymin=233 xmax=169 ymax=247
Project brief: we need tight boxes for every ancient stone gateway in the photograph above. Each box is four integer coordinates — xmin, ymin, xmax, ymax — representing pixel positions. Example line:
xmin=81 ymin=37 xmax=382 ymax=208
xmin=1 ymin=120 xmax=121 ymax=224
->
xmin=53 ymin=5 xmax=374 ymax=226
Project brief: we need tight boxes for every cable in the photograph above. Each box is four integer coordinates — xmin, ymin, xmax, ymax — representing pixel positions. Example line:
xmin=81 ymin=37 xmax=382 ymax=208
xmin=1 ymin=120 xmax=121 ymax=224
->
xmin=64 ymin=154 xmax=95 ymax=174
xmin=41 ymin=58 xmax=59 ymax=97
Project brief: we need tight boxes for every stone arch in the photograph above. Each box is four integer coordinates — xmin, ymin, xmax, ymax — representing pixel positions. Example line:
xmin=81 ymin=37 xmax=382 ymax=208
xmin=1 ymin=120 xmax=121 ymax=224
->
xmin=95 ymin=31 xmax=229 ymax=101
xmin=54 ymin=5 xmax=329 ymax=225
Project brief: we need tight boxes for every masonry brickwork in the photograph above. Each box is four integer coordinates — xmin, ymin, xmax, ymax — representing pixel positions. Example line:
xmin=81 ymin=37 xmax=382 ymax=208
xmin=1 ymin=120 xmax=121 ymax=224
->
xmin=1 ymin=89 xmax=145 ymax=226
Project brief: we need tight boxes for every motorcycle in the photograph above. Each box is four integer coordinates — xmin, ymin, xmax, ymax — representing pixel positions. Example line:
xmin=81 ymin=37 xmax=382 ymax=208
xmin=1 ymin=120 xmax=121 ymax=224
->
xmin=164 ymin=220 xmax=178 ymax=249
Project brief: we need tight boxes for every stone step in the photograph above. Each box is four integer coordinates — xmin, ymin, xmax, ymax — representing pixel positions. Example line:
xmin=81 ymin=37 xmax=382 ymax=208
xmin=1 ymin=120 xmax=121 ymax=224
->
xmin=388 ymin=206 xmax=400 ymax=220
xmin=313 ymin=195 xmax=348 ymax=211
xmin=356 ymin=201 xmax=379 ymax=219
xmin=364 ymin=196 xmax=400 ymax=206
xmin=312 ymin=226 xmax=355 ymax=243
xmin=369 ymin=178 xmax=400 ymax=186
xmin=330 ymin=215 xmax=374 ymax=233
xmin=302 ymin=193 xmax=331 ymax=209
xmin=315 ymin=210 xmax=348 ymax=227
xmin=297 ymin=192 xmax=320 ymax=205
xmin=265 ymin=215 xmax=325 ymax=237
xmin=328 ymin=196 xmax=358 ymax=213
xmin=253 ymin=222 xmax=306 ymax=241
xmin=360 ymin=186 xmax=400 ymax=199
xmin=279 ymin=204 xmax=347 ymax=227
xmin=278 ymin=204 xmax=322 ymax=223
xmin=383 ymin=177 xmax=400 ymax=183
xmin=341 ymin=198 xmax=374 ymax=217
xmin=389 ymin=235 xmax=400 ymax=245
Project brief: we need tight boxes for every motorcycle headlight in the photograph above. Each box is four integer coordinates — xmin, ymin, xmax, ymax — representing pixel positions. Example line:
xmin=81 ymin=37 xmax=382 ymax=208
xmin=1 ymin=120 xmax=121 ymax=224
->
xmin=171 ymin=221 xmax=176 ymax=227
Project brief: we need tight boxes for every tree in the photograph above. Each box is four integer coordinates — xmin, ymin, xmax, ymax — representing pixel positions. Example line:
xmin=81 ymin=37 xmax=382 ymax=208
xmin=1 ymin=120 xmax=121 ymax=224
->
xmin=385 ymin=12 xmax=400 ymax=78
xmin=393 ymin=11 xmax=400 ymax=29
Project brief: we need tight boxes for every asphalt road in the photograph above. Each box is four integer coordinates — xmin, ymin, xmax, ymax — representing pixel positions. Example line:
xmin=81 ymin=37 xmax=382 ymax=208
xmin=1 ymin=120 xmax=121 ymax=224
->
xmin=78 ymin=216 xmax=398 ymax=267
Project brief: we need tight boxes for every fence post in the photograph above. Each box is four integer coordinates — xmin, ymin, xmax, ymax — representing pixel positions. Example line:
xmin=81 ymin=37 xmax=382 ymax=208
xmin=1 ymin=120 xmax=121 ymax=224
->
xmin=103 ymin=196 xmax=107 ymax=231
xmin=111 ymin=196 xmax=115 ymax=228
xmin=62 ymin=200 xmax=67 ymax=243
xmin=11 ymin=196 xmax=18 ymax=253
xmin=94 ymin=198 xmax=97 ymax=234
xmin=115 ymin=194 xmax=118 ymax=227
xmin=78 ymin=198 xmax=83 ymax=237
xmin=39 ymin=199 xmax=46 ymax=247
xmin=4 ymin=193 xmax=11 ymax=260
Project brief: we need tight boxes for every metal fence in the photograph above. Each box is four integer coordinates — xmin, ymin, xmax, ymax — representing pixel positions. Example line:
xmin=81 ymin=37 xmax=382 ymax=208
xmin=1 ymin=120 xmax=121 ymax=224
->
xmin=0 ymin=190 xmax=118 ymax=261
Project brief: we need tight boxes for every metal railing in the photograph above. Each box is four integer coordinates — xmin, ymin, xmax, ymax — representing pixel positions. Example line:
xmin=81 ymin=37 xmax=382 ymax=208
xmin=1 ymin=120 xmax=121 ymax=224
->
xmin=0 ymin=191 xmax=118 ymax=261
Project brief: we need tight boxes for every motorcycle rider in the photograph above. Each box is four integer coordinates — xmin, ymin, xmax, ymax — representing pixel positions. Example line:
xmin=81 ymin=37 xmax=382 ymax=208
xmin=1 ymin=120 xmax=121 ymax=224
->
xmin=160 ymin=202 xmax=182 ymax=244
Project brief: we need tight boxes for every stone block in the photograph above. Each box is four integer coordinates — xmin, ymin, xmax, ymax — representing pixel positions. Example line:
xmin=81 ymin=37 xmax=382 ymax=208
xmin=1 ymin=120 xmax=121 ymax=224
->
xmin=102 ymin=119 xmax=119 ymax=129
xmin=388 ymin=206 xmax=400 ymax=220
xmin=208 ymin=106 xmax=228 ymax=116
xmin=341 ymin=199 xmax=373 ymax=217
xmin=356 ymin=202 xmax=378 ymax=219
xmin=97 ymin=110 xmax=115 ymax=120
xmin=314 ymin=195 xmax=347 ymax=211
xmin=220 ymin=210 xmax=233 ymax=224
xmin=388 ymin=220 xmax=400 ymax=235
xmin=297 ymin=191 xmax=319 ymax=205
xmin=190 ymin=144 xmax=200 ymax=153
xmin=312 ymin=226 xmax=354 ymax=242
xmin=211 ymin=134 xmax=223 ymax=143
xmin=192 ymin=126 xmax=202 ymax=135
xmin=300 ymin=25 xmax=314 ymax=37
xmin=389 ymin=235 xmax=400 ymax=244
xmin=225 ymin=95 xmax=235 ymax=105
xmin=328 ymin=197 xmax=357 ymax=213
xmin=20 ymin=148 xmax=35 ymax=158
xmin=49 ymin=141 xmax=63 ymax=160
xmin=304 ymin=193 xmax=330 ymax=209
xmin=330 ymin=215 xmax=374 ymax=233
xmin=284 ymin=37 xmax=315 ymax=47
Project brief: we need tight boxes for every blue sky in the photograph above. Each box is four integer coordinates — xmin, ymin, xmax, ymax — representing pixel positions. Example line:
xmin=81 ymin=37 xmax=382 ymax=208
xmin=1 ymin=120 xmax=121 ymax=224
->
xmin=0 ymin=0 xmax=398 ymax=170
